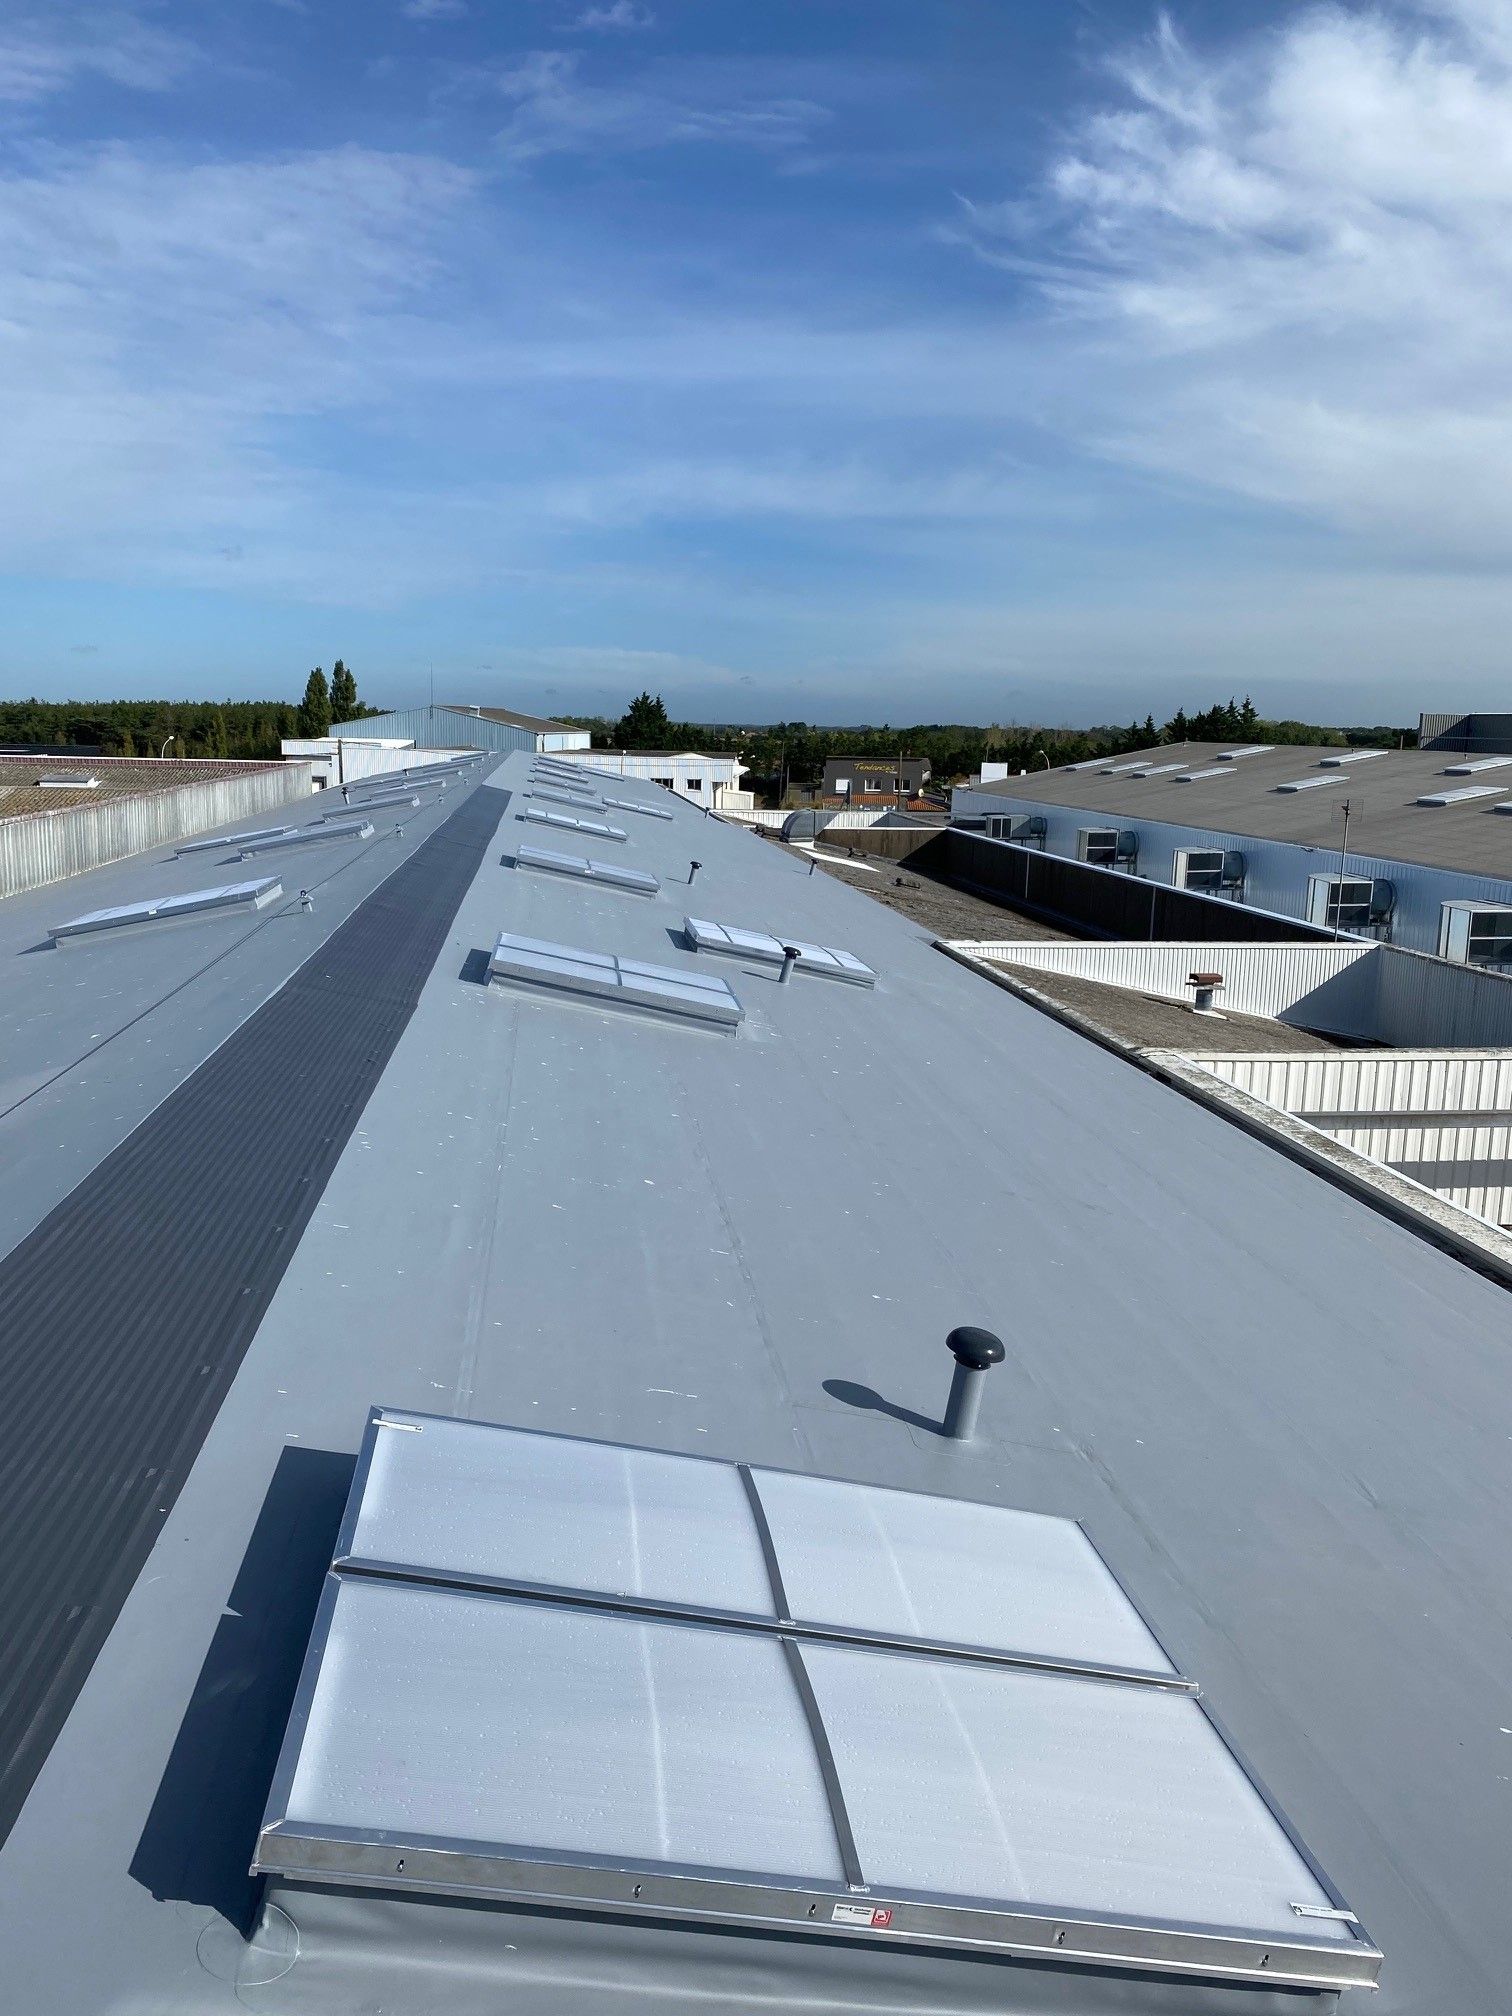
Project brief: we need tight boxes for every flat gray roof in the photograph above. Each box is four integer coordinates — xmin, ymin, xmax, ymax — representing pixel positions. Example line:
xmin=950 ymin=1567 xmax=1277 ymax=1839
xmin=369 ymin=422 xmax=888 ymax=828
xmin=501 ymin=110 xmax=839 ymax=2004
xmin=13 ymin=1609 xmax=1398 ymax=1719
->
xmin=0 ymin=750 xmax=1506 ymax=2012
xmin=967 ymin=740 xmax=1512 ymax=879
xmin=441 ymin=703 xmax=580 ymax=736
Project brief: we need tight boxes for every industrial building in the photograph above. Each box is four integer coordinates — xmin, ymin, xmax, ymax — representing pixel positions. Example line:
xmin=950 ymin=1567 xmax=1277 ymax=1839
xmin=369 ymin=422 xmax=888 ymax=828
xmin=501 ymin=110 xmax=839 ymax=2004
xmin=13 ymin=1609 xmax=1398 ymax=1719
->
xmin=820 ymin=755 xmax=932 ymax=803
xmin=0 ymin=751 xmax=311 ymax=900
xmin=953 ymin=739 xmax=1512 ymax=965
xmin=559 ymin=745 xmax=752 ymax=808
xmin=1 ymin=749 xmax=1510 ymax=2013
xmin=304 ymin=701 xmax=592 ymax=762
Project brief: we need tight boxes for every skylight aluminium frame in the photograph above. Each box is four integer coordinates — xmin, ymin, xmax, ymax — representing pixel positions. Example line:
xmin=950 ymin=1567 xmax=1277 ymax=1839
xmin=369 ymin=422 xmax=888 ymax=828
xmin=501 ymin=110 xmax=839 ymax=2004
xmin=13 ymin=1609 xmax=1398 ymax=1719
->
xmin=252 ymin=1411 xmax=1380 ymax=1995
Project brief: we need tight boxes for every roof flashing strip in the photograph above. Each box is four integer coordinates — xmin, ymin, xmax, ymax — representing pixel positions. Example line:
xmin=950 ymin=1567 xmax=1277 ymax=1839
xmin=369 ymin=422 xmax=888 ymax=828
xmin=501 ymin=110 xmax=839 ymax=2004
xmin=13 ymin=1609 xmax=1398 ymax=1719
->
xmin=489 ymin=932 xmax=741 ymax=1027
xmin=50 ymin=877 xmax=283 ymax=941
xmin=685 ymin=916 xmax=876 ymax=987
xmin=512 ymin=846 xmax=658 ymax=895
xmin=255 ymin=1409 xmax=1380 ymax=1994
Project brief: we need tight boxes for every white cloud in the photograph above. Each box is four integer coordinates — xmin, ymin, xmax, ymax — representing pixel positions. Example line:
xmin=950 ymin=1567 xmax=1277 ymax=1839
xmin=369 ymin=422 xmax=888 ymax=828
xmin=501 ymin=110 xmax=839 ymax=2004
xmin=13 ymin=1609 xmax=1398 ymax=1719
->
xmin=0 ymin=144 xmax=476 ymax=589
xmin=400 ymin=0 xmax=467 ymax=20
xmin=571 ymin=2 xmax=657 ymax=30
xmin=959 ymin=4 xmax=1512 ymax=559
xmin=488 ymin=50 xmax=829 ymax=162
xmin=0 ymin=10 xmax=193 ymax=104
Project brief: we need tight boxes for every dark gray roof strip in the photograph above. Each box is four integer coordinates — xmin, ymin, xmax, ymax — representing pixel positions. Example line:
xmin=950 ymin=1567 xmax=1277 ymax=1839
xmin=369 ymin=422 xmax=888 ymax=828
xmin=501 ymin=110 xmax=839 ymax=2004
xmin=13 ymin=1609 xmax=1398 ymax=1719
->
xmin=0 ymin=784 xmax=505 ymax=1846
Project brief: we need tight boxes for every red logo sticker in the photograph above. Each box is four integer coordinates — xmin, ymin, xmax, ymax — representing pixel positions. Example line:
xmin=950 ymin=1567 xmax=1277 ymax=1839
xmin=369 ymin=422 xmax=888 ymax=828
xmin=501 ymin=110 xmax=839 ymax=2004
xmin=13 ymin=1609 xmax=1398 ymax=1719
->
xmin=870 ymin=1908 xmax=893 ymax=1929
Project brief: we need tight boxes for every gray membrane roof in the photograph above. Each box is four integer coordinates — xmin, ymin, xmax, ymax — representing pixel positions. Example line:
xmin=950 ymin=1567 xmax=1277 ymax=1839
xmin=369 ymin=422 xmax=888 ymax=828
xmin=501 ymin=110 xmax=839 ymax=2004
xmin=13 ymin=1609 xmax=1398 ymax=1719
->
xmin=967 ymin=740 xmax=1512 ymax=880
xmin=0 ymin=751 xmax=1507 ymax=2012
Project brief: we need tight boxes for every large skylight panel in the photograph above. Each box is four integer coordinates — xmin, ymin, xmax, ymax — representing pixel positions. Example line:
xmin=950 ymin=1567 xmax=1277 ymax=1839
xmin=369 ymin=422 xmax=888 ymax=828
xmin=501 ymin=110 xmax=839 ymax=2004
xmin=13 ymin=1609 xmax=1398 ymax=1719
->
xmin=257 ymin=1412 xmax=1380 ymax=1994
xmin=1274 ymin=776 xmax=1336 ymax=792
xmin=343 ymin=1414 xmax=776 ymax=1616
xmin=1443 ymin=756 xmax=1512 ymax=775
xmin=804 ymin=1643 xmax=1360 ymax=1957
xmin=1124 ymin=760 xmax=1187 ymax=777
xmin=1416 ymin=785 xmax=1505 ymax=806
xmin=275 ymin=1580 xmax=846 ymax=1881
xmin=37 ymin=773 xmax=99 ymax=789
xmin=1097 ymin=760 xmax=1149 ymax=775
xmin=237 ymin=818 xmax=373 ymax=855
xmin=685 ymin=915 xmax=876 ymax=987
xmin=1173 ymin=767 xmax=1235 ymax=782
xmin=50 ymin=877 xmax=283 ymax=942
xmin=513 ymin=845 xmax=658 ymax=894
xmin=490 ymin=932 xmax=742 ymax=1026
xmin=1216 ymin=746 xmax=1272 ymax=761
xmin=1318 ymin=750 xmax=1385 ymax=765
xmin=748 ymin=1470 xmax=1176 ymax=1681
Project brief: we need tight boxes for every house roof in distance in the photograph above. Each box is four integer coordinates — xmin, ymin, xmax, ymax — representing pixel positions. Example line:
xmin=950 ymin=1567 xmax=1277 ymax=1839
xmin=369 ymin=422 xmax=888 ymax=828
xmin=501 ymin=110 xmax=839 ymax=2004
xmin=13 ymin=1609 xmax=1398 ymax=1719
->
xmin=964 ymin=739 xmax=1512 ymax=878
xmin=440 ymin=703 xmax=580 ymax=736
xmin=0 ymin=746 xmax=1507 ymax=2013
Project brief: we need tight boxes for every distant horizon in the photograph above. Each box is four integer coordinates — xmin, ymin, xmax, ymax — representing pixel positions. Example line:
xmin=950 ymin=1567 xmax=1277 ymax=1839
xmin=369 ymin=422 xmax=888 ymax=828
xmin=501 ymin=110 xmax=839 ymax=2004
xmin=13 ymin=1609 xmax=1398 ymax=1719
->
xmin=2 ymin=4 xmax=1511 ymax=719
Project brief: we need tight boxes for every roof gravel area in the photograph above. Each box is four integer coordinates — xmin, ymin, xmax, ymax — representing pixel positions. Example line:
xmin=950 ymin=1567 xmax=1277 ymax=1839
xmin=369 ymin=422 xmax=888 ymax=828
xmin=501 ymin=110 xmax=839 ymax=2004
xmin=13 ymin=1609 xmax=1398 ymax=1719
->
xmin=0 ymin=752 xmax=1507 ymax=2014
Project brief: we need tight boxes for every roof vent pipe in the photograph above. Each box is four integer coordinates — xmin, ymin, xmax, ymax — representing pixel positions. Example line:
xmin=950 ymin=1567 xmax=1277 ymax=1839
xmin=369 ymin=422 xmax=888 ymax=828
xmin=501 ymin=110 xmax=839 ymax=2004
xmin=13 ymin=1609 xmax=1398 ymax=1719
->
xmin=943 ymin=1327 xmax=1004 ymax=1441
xmin=778 ymin=945 xmax=800 ymax=985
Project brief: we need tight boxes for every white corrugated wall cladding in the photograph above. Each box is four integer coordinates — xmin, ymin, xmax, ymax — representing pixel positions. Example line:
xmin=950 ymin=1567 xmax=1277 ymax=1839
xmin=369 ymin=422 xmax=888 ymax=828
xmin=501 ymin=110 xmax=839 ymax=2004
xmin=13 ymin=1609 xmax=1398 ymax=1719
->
xmin=954 ymin=939 xmax=1380 ymax=1031
xmin=0 ymin=765 xmax=312 ymax=900
xmin=330 ymin=706 xmax=538 ymax=755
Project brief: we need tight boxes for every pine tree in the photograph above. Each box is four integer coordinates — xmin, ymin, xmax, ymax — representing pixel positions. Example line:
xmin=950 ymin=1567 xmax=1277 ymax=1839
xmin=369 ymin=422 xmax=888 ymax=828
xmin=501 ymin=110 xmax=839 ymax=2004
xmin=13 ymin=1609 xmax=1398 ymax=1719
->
xmin=299 ymin=667 xmax=332 ymax=739
xmin=1240 ymin=695 xmax=1259 ymax=734
xmin=614 ymin=690 xmax=672 ymax=748
xmin=206 ymin=708 xmax=229 ymax=758
xmin=330 ymin=659 xmax=358 ymax=723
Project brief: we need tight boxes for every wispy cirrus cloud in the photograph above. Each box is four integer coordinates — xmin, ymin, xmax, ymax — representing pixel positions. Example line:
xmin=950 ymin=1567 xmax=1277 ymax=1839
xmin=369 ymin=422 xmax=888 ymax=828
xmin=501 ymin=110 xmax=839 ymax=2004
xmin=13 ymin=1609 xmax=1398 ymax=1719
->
xmin=485 ymin=49 xmax=829 ymax=162
xmin=0 ymin=9 xmax=193 ymax=104
xmin=955 ymin=3 xmax=1512 ymax=559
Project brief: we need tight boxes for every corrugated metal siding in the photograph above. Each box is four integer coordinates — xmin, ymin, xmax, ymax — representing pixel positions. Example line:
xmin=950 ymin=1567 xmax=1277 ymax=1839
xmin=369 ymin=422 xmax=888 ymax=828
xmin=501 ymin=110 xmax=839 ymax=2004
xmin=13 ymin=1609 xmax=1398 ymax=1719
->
xmin=953 ymin=939 xmax=1380 ymax=1032
xmin=1189 ymin=1050 xmax=1512 ymax=1228
xmin=0 ymin=765 xmax=311 ymax=901
xmin=950 ymin=785 xmax=1512 ymax=957
xmin=331 ymin=706 xmax=537 ymax=755
xmin=1371 ymin=943 xmax=1512 ymax=1047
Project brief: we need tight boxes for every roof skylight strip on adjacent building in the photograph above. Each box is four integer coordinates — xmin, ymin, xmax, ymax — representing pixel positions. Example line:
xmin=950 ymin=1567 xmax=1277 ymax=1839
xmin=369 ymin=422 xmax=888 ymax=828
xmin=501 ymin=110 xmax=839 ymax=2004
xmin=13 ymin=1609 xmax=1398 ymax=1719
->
xmin=37 ymin=774 xmax=99 ymax=789
xmin=1318 ymin=750 xmax=1385 ymax=765
xmin=237 ymin=819 xmax=374 ymax=856
xmin=255 ymin=1410 xmax=1381 ymax=1995
xmin=1125 ymin=761 xmax=1188 ymax=777
xmin=1416 ymin=785 xmax=1505 ymax=806
xmin=50 ymin=877 xmax=283 ymax=941
xmin=1216 ymin=746 xmax=1273 ymax=761
xmin=520 ymin=806 xmax=628 ymax=842
xmin=489 ymin=933 xmax=741 ymax=1025
xmin=1174 ymin=767 xmax=1236 ymax=782
xmin=1097 ymin=761 xmax=1149 ymax=775
xmin=1274 ymin=776 xmax=1336 ymax=792
xmin=512 ymin=845 xmax=658 ymax=895
xmin=684 ymin=915 xmax=876 ymax=988
xmin=1443 ymin=755 xmax=1512 ymax=775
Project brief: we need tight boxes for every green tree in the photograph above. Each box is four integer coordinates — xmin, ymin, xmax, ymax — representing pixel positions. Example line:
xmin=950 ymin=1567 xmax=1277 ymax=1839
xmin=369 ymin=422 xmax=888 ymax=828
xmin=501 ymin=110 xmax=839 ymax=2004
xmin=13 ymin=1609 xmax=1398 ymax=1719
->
xmin=205 ymin=708 xmax=229 ymax=758
xmin=330 ymin=659 xmax=358 ymax=723
xmin=614 ymin=690 xmax=673 ymax=748
xmin=298 ymin=667 xmax=332 ymax=739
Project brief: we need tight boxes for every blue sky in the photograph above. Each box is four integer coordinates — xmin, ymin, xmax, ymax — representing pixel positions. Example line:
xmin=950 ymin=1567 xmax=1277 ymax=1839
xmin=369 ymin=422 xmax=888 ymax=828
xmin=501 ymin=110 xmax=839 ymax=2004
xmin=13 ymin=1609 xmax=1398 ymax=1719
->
xmin=2 ymin=1 xmax=1510 ymax=724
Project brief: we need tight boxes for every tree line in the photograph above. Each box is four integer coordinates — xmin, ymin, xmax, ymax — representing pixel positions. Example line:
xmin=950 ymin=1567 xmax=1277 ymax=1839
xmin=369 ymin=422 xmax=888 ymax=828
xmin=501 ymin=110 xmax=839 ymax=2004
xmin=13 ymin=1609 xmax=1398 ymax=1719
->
xmin=0 ymin=661 xmax=374 ymax=761
xmin=564 ymin=692 xmax=1416 ymax=799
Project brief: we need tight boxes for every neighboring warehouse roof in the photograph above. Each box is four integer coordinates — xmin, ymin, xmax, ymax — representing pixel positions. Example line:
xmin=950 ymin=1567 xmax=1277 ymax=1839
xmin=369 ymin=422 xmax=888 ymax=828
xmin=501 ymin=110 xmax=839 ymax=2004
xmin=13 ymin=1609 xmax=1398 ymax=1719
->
xmin=0 ymin=749 xmax=1507 ymax=2010
xmin=570 ymin=746 xmax=747 ymax=761
xmin=440 ymin=702 xmax=581 ymax=735
xmin=965 ymin=740 xmax=1512 ymax=879
xmin=0 ymin=754 xmax=288 ymax=822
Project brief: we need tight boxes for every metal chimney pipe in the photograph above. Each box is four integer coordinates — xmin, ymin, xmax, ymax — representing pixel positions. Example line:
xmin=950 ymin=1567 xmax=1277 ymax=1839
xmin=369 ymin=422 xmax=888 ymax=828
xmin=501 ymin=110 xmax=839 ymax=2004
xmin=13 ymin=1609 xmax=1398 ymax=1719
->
xmin=942 ymin=1327 xmax=1004 ymax=1441
xmin=778 ymin=945 xmax=801 ymax=985
xmin=689 ymin=860 xmax=702 ymax=887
